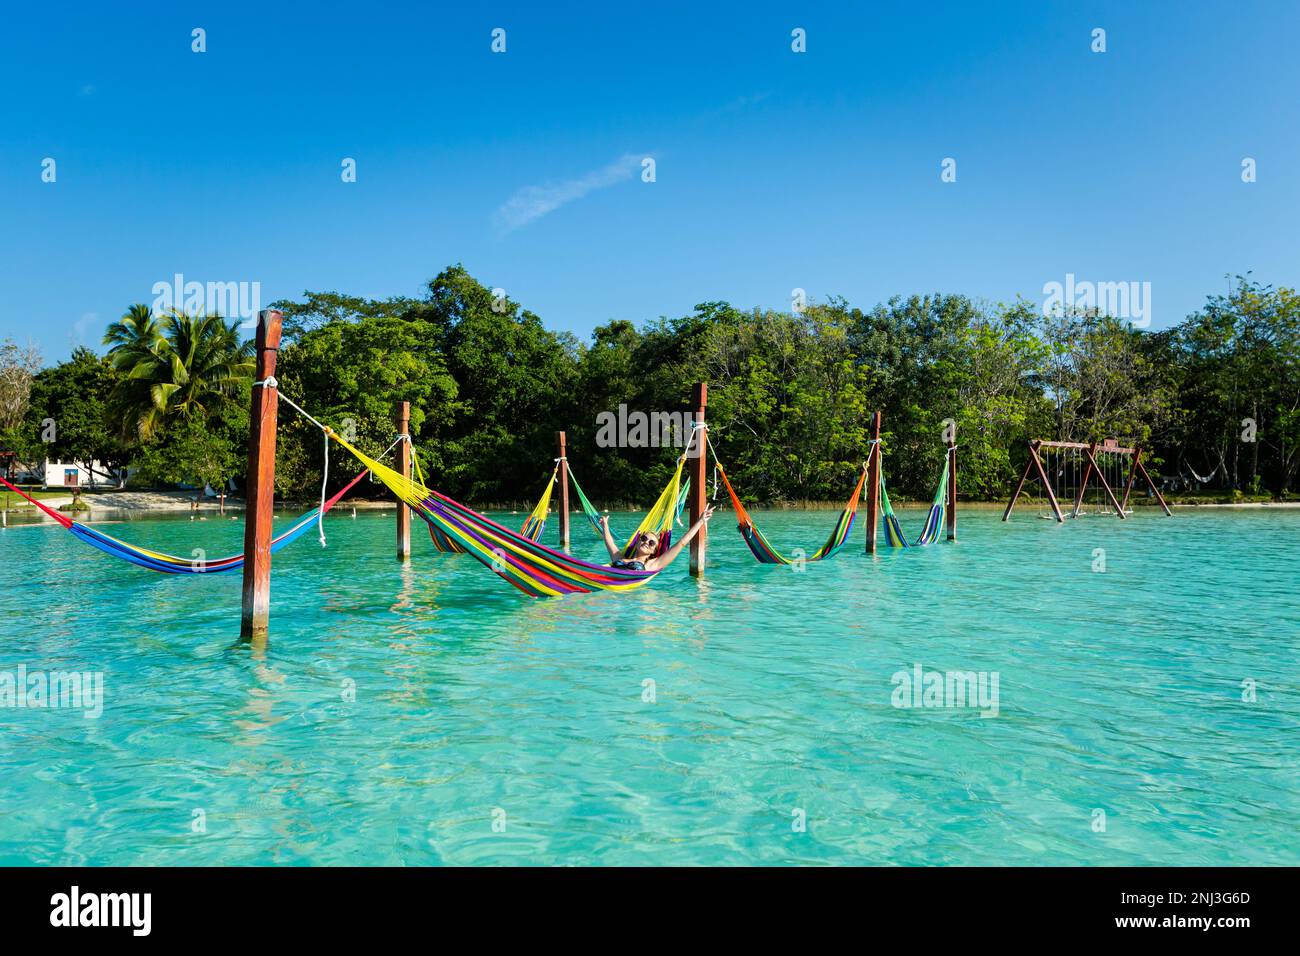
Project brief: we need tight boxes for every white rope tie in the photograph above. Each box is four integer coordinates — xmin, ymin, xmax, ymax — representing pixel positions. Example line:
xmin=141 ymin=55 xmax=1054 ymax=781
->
xmin=274 ymin=387 xmax=331 ymax=434
xmin=318 ymin=431 xmax=329 ymax=547
xmin=682 ymin=419 xmax=709 ymax=463
xmin=261 ymin=387 xmax=423 ymax=537
xmin=268 ymin=383 xmax=378 ymax=547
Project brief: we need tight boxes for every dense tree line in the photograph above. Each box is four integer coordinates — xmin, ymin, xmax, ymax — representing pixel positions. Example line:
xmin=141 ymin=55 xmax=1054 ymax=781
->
xmin=1 ymin=266 xmax=1296 ymax=505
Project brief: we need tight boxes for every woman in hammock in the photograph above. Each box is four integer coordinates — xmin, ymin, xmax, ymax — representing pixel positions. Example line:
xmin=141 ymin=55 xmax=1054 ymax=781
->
xmin=598 ymin=505 xmax=715 ymax=572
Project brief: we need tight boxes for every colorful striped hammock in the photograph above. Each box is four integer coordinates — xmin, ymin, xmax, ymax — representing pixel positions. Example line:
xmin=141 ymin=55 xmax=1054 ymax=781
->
xmin=333 ymin=433 xmax=686 ymax=597
xmin=881 ymin=456 xmax=949 ymax=547
xmin=715 ymin=462 xmax=868 ymax=565
xmin=0 ymin=472 xmax=368 ymax=573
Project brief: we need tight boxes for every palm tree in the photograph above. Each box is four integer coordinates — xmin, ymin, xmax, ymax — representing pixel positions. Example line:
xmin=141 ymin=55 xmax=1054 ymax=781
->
xmin=104 ymin=305 xmax=254 ymax=439
xmin=103 ymin=303 xmax=163 ymax=359
xmin=104 ymin=304 xmax=166 ymax=439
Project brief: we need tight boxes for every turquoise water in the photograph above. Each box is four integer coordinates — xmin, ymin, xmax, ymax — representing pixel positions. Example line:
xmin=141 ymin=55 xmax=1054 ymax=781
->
xmin=1 ymin=504 xmax=1297 ymax=866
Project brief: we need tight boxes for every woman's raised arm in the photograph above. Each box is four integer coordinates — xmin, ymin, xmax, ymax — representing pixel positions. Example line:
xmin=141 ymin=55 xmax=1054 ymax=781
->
xmin=644 ymin=506 xmax=715 ymax=573
xmin=598 ymin=514 xmax=621 ymax=561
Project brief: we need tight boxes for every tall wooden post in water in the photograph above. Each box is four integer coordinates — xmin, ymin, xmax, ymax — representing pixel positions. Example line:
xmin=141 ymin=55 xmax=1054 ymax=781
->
xmin=395 ymin=401 xmax=411 ymax=561
xmin=556 ymin=430 xmax=570 ymax=552
xmin=688 ymin=382 xmax=708 ymax=577
xmin=240 ymin=310 xmax=282 ymax=641
xmin=865 ymin=410 xmax=882 ymax=554
xmin=946 ymin=434 xmax=958 ymax=542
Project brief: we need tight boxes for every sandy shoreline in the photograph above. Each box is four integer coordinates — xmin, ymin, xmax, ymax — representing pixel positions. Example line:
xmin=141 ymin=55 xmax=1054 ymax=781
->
xmin=5 ymin=489 xmax=1296 ymax=519
xmin=3 ymin=490 xmax=398 ymax=515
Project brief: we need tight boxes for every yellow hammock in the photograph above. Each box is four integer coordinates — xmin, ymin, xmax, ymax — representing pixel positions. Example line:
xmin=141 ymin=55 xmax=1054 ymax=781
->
xmin=520 ymin=463 xmax=559 ymax=541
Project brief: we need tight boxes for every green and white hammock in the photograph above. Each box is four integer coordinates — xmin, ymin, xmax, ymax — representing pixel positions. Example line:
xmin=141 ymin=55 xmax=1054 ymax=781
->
xmin=881 ymin=457 xmax=949 ymax=547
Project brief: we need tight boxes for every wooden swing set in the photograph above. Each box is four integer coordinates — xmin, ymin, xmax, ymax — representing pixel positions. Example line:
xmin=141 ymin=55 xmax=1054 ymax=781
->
xmin=1002 ymin=439 xmax=1171 ymax=522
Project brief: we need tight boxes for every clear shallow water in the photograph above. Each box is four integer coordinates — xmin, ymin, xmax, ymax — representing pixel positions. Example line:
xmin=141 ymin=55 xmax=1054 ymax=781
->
xmin=1 ymin=505 xmax=1296 ymax=866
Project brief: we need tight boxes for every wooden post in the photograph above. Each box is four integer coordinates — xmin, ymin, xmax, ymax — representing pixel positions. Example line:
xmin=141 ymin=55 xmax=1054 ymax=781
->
xmin=1135 ymin=453 xmax=1173 ymax=516
xmin=395 ymin=401 xmax=411 ymax=560
xmin=1002 ymin=454 xmax=1035 ymax=521
xmin=240 ymin=310 xmax=282 ymax=641
xmin=688 ymin=382 xmax=708 ymax=576
xmin=556 ymin=430 xmax=570 ymax=552
xmin=946 ymin=435 xmax=957 ymax=541
xmin=865 ymin=410 xmax=882 ymax=553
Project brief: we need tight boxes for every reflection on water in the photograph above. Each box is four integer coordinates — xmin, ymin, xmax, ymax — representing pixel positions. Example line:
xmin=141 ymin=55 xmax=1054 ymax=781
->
xmin=1 ymin=507 xmax=1297 ymax=865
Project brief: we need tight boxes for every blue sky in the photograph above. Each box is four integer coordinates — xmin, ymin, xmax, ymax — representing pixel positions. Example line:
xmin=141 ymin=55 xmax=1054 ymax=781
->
xmin=2 ymin=1 xmax=1297 ymax=361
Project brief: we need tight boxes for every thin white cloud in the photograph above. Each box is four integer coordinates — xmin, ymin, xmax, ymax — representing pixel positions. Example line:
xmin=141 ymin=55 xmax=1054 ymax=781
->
xmin=72 ymin=311 xmax=98 ymax=346
xmin=713 ymin=92 xmax=770 ymax=116
xmin=494 ymin=153 xmax=644 ymax=234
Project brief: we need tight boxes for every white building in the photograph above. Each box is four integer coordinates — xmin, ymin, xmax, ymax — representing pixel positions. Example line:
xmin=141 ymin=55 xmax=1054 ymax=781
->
xmin=40 ymin=460 xmax=125 ymax=488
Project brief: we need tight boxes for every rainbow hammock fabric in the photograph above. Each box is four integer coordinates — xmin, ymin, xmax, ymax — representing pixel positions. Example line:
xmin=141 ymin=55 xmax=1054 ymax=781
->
xmin=881 ymin=456 xmax=949 ymax=548
xmin=334 ymin=434 xmax=685 ymax=597
xmin=716 ymin=462 xmax=867 ymax=565
xmin=427 ymin=522 xmax=468 ymax=553
xmin=0 ymin=472 xmax=367 ymax=573
xmin=408 ymin=443 xmax=468 ymax=554
xmin=425 ymin=461 xmax=558 ymax=554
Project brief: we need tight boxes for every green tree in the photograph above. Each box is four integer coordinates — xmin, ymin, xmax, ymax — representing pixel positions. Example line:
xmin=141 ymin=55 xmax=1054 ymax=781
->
xmin=129 ymin=417 xmax=240 ymax=491
xmin=689 ymin=302 xmax=872 ymax=502
xmin=175 ymin=265 xmax=1300 ymax=506
xmin=270 ymin=290 xmax=421 ymax=343
xmin=848 ymin=294 xmax=1034 ymax=498
xmin=22 ymin=348 xmax=125 ymax=486
xmin=566 ymin=319 xmax=652 ymax=502
xmin=1167 ymin=277 xmax=1300 ymax=493
xmin=276 ymin=313 xmax=459 ymax=496
xmin=0 ymin=338 xmax=43 ymax=475
xmin=103 ymin=307 xmax=254 ymax=440
xmin=408 ymin=265 xmax=580 ymax=500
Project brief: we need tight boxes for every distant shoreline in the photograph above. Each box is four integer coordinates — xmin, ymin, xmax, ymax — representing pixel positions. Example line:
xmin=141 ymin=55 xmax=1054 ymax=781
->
xmin=4 ymin=488 xmax=1297 ymax=525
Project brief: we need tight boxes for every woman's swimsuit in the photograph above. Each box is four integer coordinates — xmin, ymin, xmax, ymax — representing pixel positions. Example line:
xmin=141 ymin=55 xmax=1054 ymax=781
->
xmin=611 ymin=559 xmax=646 ymax=571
